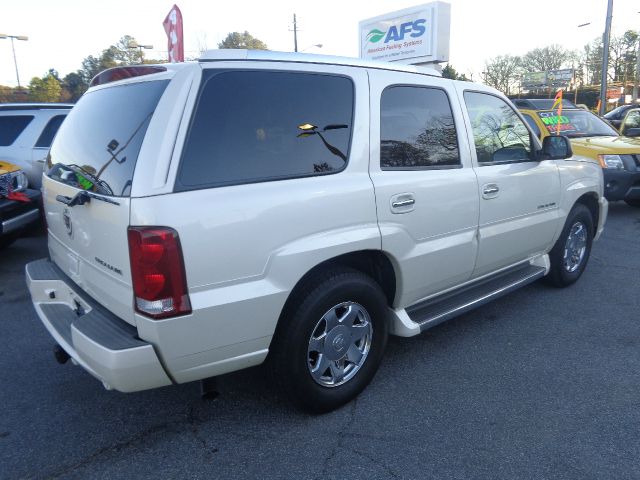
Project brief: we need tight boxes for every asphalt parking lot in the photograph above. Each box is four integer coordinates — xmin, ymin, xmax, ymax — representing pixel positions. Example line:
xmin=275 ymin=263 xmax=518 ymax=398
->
xmin=1 ymin=202 xmax=639 ymax=480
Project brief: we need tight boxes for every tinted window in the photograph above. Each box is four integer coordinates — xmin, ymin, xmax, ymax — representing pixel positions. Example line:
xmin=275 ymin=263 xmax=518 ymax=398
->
xmin=47 ymin=80 xmax=168 ymax=197
xmin=521 ymin=113 xmax=541 ymax=138
xmin=464 ymin=92 xmax=531 ymax=165
xmin=0 ymin=115 xmax=34 ymax=146
xmin=35 ymin=114 xmax=67 ymax=148
xmin=380 ymin=86 xmax=460 ymax=169
xmin=177 ymin=70 xmax=354 ymax=190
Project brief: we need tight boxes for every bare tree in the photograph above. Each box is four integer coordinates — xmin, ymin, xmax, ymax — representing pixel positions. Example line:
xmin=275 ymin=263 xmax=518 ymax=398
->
xmin=521 ymin=45 xmax=570 ymax=73
xmin=481 ymin=55 xmax=522 ymax=95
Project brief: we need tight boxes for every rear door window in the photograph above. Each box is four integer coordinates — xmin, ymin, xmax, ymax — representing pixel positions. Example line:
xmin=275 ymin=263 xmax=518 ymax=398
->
xmin=380 ymin=86 xmax=460 ymax=169
xmin=176 ymin=70 xmax=354 ymax=190
xmin=0 ymin=115 xmax=34 ymax=146
xmin=34 ymin=114 xmax=67 ymax=148
xmin=46 ymin=80 xmax=168 ymax=197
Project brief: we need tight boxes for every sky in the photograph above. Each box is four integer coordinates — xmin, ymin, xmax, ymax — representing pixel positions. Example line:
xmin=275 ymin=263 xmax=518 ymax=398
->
xmin=1 ymin=0 xmax=639 ymax=87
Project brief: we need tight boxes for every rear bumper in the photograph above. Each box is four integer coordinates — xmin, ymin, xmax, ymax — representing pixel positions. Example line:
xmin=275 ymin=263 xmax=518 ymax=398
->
xmin=0 ymin=189 xmax=41 ymax=235
xmin=25 ymin=258 xmax=172 ymax=392
xmin=603 ymin=169 xmax=640 ymax=202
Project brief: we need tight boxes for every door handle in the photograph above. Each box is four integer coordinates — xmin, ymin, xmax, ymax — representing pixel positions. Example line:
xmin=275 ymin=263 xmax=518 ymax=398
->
xmin=483 ymin=185 xmax=499 ymax=195
xmin=390 ymin=193 xmax=415 ymax=213
xmin=392 ymin=199 xmax=415 ymax=208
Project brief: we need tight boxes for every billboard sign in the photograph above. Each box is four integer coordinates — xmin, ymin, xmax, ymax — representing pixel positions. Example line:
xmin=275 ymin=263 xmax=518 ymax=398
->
xmin=359 ymin=2 xmax=450 ymax=64
xmin=522 ymin=69 xmax=574 ymax=89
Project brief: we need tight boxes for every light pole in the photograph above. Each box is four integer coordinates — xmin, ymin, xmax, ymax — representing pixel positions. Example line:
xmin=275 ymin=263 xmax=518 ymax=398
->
xmin=127 ymin=41 xmax=153 ymax=63
xmin=599 ymin=0 xmax=613 ymax=115
xmin=0 ymin=34 xmax=29 ymax=88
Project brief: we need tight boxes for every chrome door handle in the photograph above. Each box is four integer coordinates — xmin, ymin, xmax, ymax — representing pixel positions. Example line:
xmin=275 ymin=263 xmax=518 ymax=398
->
xmin=483 ymin=186 xmax=499 ymax=195
xmin=392 ymin=199 xmax=415 ymax=208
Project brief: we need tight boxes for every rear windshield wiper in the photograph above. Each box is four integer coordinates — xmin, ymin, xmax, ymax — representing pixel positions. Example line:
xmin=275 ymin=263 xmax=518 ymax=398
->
xmin=56 ymin=190 xmax=120 ymax=207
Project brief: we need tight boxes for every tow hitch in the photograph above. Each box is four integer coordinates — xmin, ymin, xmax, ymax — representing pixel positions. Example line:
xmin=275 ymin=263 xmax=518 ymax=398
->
xmin=53 ymin=344 xmax=70 ymax=364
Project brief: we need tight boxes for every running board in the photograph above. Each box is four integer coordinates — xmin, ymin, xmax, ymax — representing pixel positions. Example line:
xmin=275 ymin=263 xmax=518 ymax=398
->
xmin=407 ymin=264 xmax=546 ymax=332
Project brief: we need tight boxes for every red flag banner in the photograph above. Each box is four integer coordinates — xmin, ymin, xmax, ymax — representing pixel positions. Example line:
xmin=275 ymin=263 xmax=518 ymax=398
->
xmin=163 ymin=5 xmax=184 ymax=63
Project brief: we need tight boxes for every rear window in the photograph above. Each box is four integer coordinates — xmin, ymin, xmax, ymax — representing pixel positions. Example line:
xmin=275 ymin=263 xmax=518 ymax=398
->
xmin=46 ymin=80 xmax=168 ymax=197
xmin=0 ymin=115 xmax=34 ymax=146
xmin=176 ymin=70 xmax=354 ymax=190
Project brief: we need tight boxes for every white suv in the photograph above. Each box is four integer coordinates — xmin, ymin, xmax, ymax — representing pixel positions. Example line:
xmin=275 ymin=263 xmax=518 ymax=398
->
xmin=0 ymin=103 xmax=72 ymax=188
xmin=26 ymin=51 xmax=607 ymax=412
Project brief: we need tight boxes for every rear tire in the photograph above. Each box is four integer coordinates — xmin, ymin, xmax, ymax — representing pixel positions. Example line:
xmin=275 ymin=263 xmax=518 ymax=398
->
xmin=545 ymin=204 xmax=593 ymax=287
xmin=270 ymin=268 xmax=388 ymax=413
xmin=624 ymin=199 xmax=640 ymax=208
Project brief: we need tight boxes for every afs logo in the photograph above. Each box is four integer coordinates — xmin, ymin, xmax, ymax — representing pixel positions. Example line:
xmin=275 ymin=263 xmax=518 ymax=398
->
xmin=366 ymin=19 xmax=426 ymax=44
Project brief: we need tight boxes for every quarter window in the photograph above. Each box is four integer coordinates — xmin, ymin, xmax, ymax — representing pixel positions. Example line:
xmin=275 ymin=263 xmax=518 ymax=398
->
xmin=521 ymin=113 xmax=541 ymax=139
xmin=464 ymin=92 xmax=532 ymax=165
xmin=0 ymin=115 xmax=34 ymax=146
xmin=380 ymin=86 xmax=460 ymax=169
xmin=35 ymin=114 xmax=67 ymax=148
xmin=177 ymin=70 xmax=354 ymax=190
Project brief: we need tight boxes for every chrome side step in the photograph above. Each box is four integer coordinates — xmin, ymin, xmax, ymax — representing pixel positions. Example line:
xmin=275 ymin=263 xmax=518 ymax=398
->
xmin=407 ymin=264 xmax=546 ymax=332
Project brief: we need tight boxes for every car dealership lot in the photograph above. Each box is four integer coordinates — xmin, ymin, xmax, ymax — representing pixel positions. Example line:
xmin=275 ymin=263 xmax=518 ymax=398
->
xmin=2 ymin=202 xmax=640 ymax=480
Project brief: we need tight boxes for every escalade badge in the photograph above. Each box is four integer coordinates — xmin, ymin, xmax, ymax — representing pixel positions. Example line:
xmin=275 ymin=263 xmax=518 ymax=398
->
xmin=62 ymin=208 xmax=73 ymax=237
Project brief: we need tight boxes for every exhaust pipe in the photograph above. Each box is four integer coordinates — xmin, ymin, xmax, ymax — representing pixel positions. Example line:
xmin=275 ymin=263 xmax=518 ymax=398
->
xmin=53 ymin=344 xmax=70 ymax=364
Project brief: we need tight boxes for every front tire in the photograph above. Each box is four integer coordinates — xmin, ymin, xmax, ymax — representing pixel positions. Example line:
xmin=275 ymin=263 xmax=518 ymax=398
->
xmin=624 ymin=199 xmax=640 ymax=208
xmin=545 ymin=204 xmax=594 ymax=287
xmin=270 ymin=268 xmax=388 ymax=413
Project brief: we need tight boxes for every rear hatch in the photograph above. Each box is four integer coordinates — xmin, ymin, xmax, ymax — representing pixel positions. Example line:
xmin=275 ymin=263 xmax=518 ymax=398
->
xmin=43 ymin=78 xmax=169 ymax=325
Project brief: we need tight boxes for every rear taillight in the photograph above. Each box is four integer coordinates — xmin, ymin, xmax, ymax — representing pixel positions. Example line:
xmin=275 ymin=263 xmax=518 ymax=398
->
xmin=128 ymin=226 xmax=191 ymax=319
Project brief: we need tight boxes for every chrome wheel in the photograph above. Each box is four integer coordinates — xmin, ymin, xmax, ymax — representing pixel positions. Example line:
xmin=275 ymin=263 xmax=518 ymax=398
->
xmin=307 ymin=301 xmax=373 ymax=388
xmin=563 ymin=221 xmax=587 ymax=273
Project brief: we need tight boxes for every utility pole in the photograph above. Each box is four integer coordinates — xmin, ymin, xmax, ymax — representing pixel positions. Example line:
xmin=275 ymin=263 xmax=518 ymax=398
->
xmin=633 ymin=36 xmax=640 ymax=102
xmin=292 ymin=14 xmax=298 ymax=52
xmin=599 ymin=0 xmax=613 ymax=115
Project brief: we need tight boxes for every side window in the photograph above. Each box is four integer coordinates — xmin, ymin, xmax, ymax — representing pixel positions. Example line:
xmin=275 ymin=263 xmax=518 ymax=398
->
xmin=380 ymin=86 xmax=460 ymax=169
xmin=521 ymin=113 xmax=541 ymax=139
xmin=623 ymin=110 xmax=640 ymax=129
xmin=177 ymin=70 xmax=354 ymax=190
xmin=34 ymin=115 xmax=67 ymax=148
xmin=0 ymin=115 xmax=34 ymax=146
xmin=463 ymin=92 xmax=532 ymax=165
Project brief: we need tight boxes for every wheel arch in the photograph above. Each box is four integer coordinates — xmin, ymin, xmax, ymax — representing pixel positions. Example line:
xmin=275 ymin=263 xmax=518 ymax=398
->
xmin=574 ymin=192 xmax=599 ymax=236
xmin=274 ymin=250 xmax=397 ymax=332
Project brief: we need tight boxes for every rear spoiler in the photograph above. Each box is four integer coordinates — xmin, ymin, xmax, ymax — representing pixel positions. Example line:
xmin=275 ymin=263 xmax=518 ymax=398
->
xmin=90 ymin=66 xmax=167 ymax=87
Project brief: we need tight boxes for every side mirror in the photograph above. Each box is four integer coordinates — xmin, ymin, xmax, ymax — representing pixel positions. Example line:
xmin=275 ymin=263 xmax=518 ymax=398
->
xmin=622 ymin=127 xmax=640 ymax=137
xmin=541 ymin=135 xmax=573 ymax=160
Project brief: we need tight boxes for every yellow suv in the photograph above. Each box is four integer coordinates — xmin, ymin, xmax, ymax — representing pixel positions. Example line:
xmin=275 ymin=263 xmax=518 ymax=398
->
xmin=517 ymin=104 xmax=640 ymax=207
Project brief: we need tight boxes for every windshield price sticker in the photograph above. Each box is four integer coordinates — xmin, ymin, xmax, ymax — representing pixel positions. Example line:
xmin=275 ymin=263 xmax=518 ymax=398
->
xmin=538 ymin=112 xmax=577 ymax=133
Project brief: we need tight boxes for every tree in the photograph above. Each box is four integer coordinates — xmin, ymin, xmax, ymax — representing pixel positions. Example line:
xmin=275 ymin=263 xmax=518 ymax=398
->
xmin=61 ymin=72 xmax=86 ymax=103
xmin=481 ymin=55 xmax=522 ymax=95
xmin=521 ymin=45 xmax=570 ymax=73
xmin=28 ymin=72 xmax=62 ymax=102
xmin=218 ymin=31 xmax=268 ymax=50
xmin=441 ymin=64 xmax=469 ymax=81
xmin=608 ymin=30 xmax=638 ymax=83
